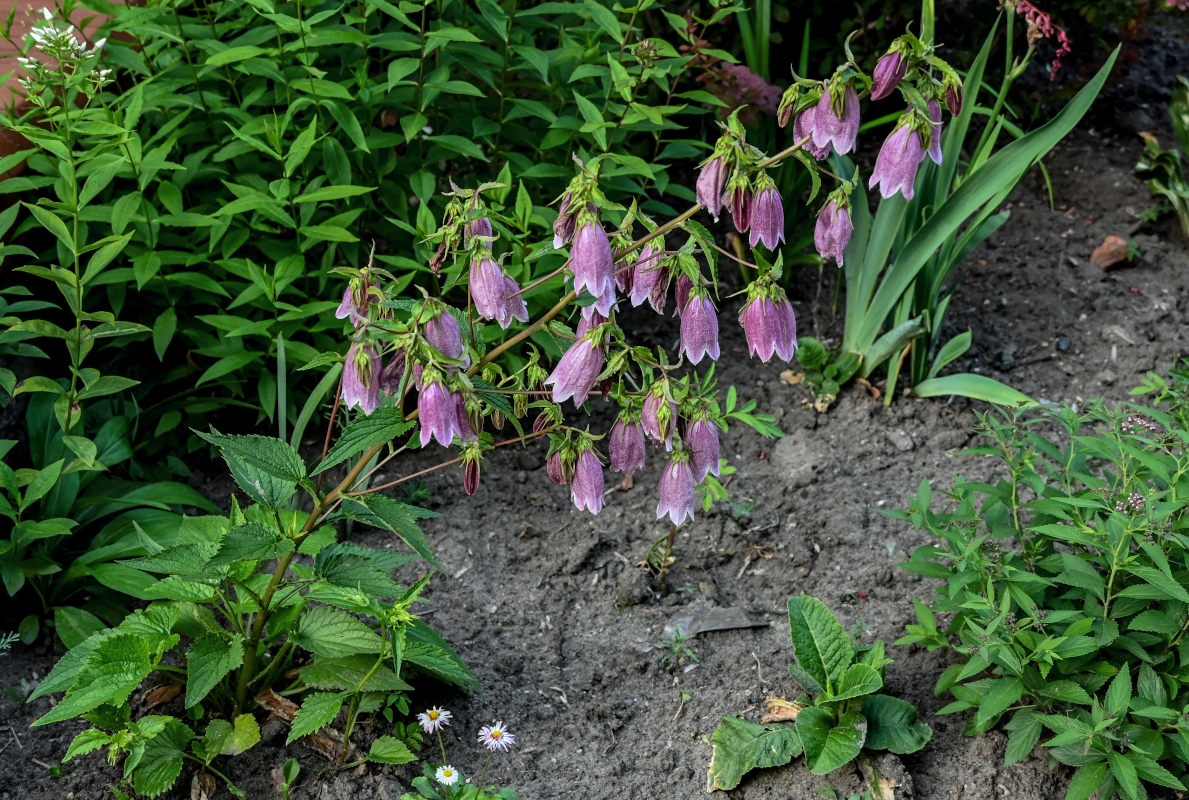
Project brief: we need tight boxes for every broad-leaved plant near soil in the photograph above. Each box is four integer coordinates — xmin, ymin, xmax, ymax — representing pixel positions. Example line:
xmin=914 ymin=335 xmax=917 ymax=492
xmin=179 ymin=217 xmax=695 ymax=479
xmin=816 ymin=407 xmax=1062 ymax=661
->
xmin=896 ymin=366 xmax=1189 ymax=800
xmin=707 ymin=596 xmax=931 ymax=791
xmin=1135 ymin=75 xmax=1189 ymax=242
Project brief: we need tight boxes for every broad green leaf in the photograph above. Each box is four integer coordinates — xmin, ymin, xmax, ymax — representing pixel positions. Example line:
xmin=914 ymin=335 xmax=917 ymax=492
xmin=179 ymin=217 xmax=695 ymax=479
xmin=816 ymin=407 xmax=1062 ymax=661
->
xmin=828 ymin=663 xmax=883 ymax=702
xmin=64 ymin=728 xmax=112 ymax=762
xmin=403 ymin=639 xmax=475 ymax=690
xmin=292 ymin=605 xmax=383 ymax=658
xmin=862 ymin=694 xmax=931 ymax=754
xmin=974 ymin=677 xmax=1023 ymax=731
xmin=1129 ymin=754 xmax=1186 ymax=791
xmin=797 ymin=707 xmax=866 ymax=775
xmin=133 ymin=719 xmax=193 ymax=798
xmin=1003 ymin=709 xmax=1042 ymax=766
xmin=314 ymin=541 xmax=412 ymax=597
xmin=294 ymin=185 xmax=376 ymax=204
xmin=198 ymin=714 xmax=260 ymax=761
xmin=23 ymin=202 xmax=74 ymax=251
xmin=368 ymin=735 xmax=417 ymax=764
xmin=314 ymin=406 xmax=412 ymax=473
xmin=286 ymin=691 xmax=346 ymax=744
xmin=912 ymin=374 xmax=1033 ymax=406
xmin=206 ymin=45 xmax=267 ymax=66
xmin=340 ymin=495 xmax=441 ymax=570
xmin=1065 ymin=762 xmax=1108 ymax=800
xmin=195 ymin=431 xmax=306 ymax=483
xmin=705 ymin=716 xmax=803 ymax=791
xmin=299 ymin=654 xmax=412 ymax=692
xmin=206 ymin=522 xmax=294 ymax=569
xmin=787 ymin=595 xmax=853 ymax=694
xmin=120 ymin=543 xmax=218 ymax=576
xmin=34 ymin=633 xmax=153 ymax=725
xmin=1105 ymin=664 xmax=1131 ymax=718
xmin=1107 ymin=749 xmax=1139 ymax=800
xmin=185 ymin=633 xmax=244 ymax=708
xmin=54 ymin=606 xmax=106 ymax=649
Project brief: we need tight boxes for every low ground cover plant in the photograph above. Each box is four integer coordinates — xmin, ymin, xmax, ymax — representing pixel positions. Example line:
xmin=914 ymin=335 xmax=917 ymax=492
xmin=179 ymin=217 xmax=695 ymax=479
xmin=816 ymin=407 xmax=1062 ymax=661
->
xmin=707 ymin=595 xmax=931 ymax=791
xmin=895 ymin=366 xmax=1189 ymax=800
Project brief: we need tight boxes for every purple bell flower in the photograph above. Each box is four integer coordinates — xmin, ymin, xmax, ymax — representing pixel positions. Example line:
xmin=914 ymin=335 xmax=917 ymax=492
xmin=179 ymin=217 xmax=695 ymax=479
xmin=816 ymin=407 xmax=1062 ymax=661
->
xmin=544 ymin=333 xmax=605 ymax=407
xmin=656 ymin=453 xmax=695 ymax=526
xmin=425 ymin=311 xmax=465 ymax=361
xmin=739 ymin=287 xmax=798 ymax=363
xmin=576 ymin=307 xmax=606 ymax=340
xmin=629 ymin=244 xmax=666 ymax=312
xmin=926 ymin=99 xmax=944 ymax=165
xmin=570 ymin=221 xmax=615 ymax=316
xmin=749 ymin=183 xmax=785 ymax=250
xmin=813 ymin=198 xmax=853 ymax=266
xmin=502 ymin=276 xmax=529 ymax=324
xmin=417 ymin=372 xmax=466 ymax=447
xmin=794 ymin=108 xmax=830 ymax=160
xmin=570 ymin=447 xmax=605 ymax=514
xmin=871 ymin=51 xmax=907 ymax=101
xmin=609 ymin=414 xmax=646 ymax=474
xmin=553 ymin=192 xmax=579 ymax=249
xmin=809 ymin=84 xmax=860 ymax=156
xmin=470 ymin=256 xmax=508 ymax=324
xmin=685 ymin=417 xmax=721 ymax=482
xmin=465 ymin=216 xmax=493 ymax=244
xmin=641 ymin=383 xmax=678 ymax=449
xmin=696 ymin=156 xmax=728 ymax=221
xmin=335 ymin=280 xmax=378 ymax=328
xmin=680 ymin=290 xmax=720 ymax=365
xmin=869 ymin=116 xmax=925 ymax=200
xmin=342 ymin=342 xmax=381 ymax=415
xmin=674 ymin=274 xmax=693 ymax=316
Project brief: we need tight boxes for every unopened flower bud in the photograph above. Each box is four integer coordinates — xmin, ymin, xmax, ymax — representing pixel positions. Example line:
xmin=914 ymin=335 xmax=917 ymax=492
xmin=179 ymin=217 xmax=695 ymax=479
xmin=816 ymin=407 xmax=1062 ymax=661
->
xmin=871 ymin=50 xmax=907 ymax=101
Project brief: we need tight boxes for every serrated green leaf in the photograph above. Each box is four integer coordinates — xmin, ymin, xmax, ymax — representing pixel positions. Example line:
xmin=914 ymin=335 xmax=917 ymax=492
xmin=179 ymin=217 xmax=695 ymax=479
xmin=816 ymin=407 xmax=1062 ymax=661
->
xmin=1108 ymin=749 xmax=1139 ymax=800
xmin=133 ymin=719 xmax=193 ymax=798
xmin=797 ymin=707 xmax=866 ymax=775
xmin=198 ymin=714 xmax=260 ymax=762
xmin=706 ymin=716 xmax=803 ymax=791
xmin=64 ymin=728 xmax=112 ymax=762
xmin=286 ymin=692 xmax=345 ymax=744
xmin=368 ymin=735 xmax=417 ymax=764
xmin=314 ymin=542 xmax=412 ymax=597
xmin=120 ymin=542 xmax=219 ymax=576
xmin=340 ymin=495 xmax=441 ymax=570
xmin=1066 ymin=762 xmax=1108 ymax=800
xmin=1129 ymin=753 xmax=1186 ymax=790
xmin=34 ymin=633 xmax=153 ymax=725
xmin=292 ymin=605 xmax=382 ymax=658
xmin=207 ymin=522 xmax=294 ymax=569
xmin=299 ymin=654 xmax=413 ymax=693
xmin=973 ymin=677 xmax=1023 ymax=731
xmin=403 ymin=639 xmax=475 ymax=690
xmin=861 ymin=694 xmax=931 ymax=754
xmin=1003 ymin=709 xmax=1042 ymax=766
xmin=1105 ymin=664 xmax=1131 ymax=718
xmin=315 ymin=406 xmax=412 ymax=473
xmin=195 ymin=430 xmax=306 ymax=483
xmin=185 ymin=633 xmax=244 ymax=708
xmin=787 ymin=596 xmax=852 ymax=695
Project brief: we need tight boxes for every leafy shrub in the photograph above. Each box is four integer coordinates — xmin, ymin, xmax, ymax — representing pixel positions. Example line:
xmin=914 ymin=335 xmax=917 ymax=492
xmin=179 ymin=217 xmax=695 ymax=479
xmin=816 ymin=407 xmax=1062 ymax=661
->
xmin=707 ymin=596 xmax=930 ymax=791
xmin=1136 ymin=75 xmax=1189 ymax=242
xmin=895 ymin=367 xmax=1189 ymax=800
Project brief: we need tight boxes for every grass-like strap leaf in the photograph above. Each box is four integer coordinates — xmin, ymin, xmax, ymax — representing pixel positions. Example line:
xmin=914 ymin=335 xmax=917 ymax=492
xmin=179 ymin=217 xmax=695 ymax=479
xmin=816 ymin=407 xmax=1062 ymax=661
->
xmin=912 ymin=374 xmax=1034 ymax=406
xmin=292 ymin=605 xmax=383 ymax=658
xmin=314 ymin=406 xmax=412 ymax=474
xmin=195 ymin=430 xmax=307 ymax=483
xmin=185 ymin=633 xmax=244 ymax=709
xmin=133 ymin=719 xmax=194 ymax=798
xmin=861 ymin=694 xmax=932 ymax=755
xmin=368 ymin=735 xmax=417 ymax=765
xmin=340 ymin=495 xmax=442 ymax=570
xmin=787 ymin=595 xmax=853 ymax=695
xmin=797 ymin=707 xmax=867 ymax=775
xmin=286 ymin=692 xmax=346 ymax=744
xmin=34 ymin=633 xmax=153 ymax=725
xmin=705 ymin=716 xmax=803 ymax=791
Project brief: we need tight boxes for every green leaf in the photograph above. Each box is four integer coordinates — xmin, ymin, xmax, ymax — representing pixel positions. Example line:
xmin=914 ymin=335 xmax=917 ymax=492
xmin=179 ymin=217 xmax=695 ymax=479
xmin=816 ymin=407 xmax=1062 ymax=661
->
xmin=54 ymin=606 xmax=106 ymax=649
xmin=195 ymin=431 xmax=306 ymax=483
xmin=861 ymin=694 xmax=931 ymax=754
xmin=64 ymin=728 xmax=112 ymax=762
xmin=1129 ymin=754 xmax=1186 ymax=791
xmin=583 ymin=0 xmax=621 ymax=38
xmin=152 ymin=308 xmax=177 ymax=360
xmin=828 ymin=663 xmax=883 ymax=702
xmin=1004 ymin=709 xmax=1042 ymax=766
xmin=326 ymin=101 xmax=370 ymax=153
xmin=23 ymin=202 xmax=74 ymax=251
xmin=294 ymin=185 xmax=376 ymax=204
xmin=368 ymin=735 xmax=417 ymax=764
xmin=975 ymin=677 xmax=1024 ymax=731
xmin=185 ymin=633 xmax=244 ymax=708
xmin=340 ymin=495 xmax=441 ymax=570
xmin=1107 ymin=749 xmax=1139 ymax=800
xmin=207 ymin=522 xmax=294 ymax=569
xmin=912 ymin=374 xmax=1034 ymax=406
xmin=292 ymin=605 xmax=383 ymax=658
xmin=133 ymin=719 xmax=193 ymax=798
xmin=314 ymin=542 xmax=411 ymax=597
xmin=1066 ymin=762 xmax=1108 ymax=800
xmin=197 ymin=714 xmax=260 ymax=761
xmin=314 ymin=406 xmax=412 ymax=473
xmin=34 ymin=633 xmax=153 ymax=725
xmin=286 ymin=692 xmax=345 ymax=744
xmin=205 ymin=45 xmax=267 ymax=66
xmin=797 ymin=707 xmax=866 ymax=775
xmin=1105 ymin=664 xmax=1131 ymax=718
xmin=299 ymin=654 xmax=413 ymax=693
xmin=705 ymin=716 xmax=803 ymax=791
xmin=787 ymin=595 xmax=853 ymax=695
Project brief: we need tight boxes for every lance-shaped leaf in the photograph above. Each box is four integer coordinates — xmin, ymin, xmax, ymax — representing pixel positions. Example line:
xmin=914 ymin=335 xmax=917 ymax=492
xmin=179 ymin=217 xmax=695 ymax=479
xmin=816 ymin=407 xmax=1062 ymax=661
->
xmin=787 ymin=595 xmax=853 ymax=695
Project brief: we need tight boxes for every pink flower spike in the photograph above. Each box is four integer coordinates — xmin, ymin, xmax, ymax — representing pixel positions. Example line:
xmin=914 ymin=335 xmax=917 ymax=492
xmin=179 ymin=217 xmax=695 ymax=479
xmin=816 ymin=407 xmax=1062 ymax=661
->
xmin=416 ymin=707 xmax=452 ymax=734
xmin=478 ymin=721 xmax=517 ymax=752
xmin=656 ymin=454 xmax=696 ymax=526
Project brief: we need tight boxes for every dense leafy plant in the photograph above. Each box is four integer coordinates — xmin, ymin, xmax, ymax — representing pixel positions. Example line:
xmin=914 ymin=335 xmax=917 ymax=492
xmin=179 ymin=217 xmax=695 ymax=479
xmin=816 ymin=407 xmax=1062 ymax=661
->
xmin=707 ymin=596 xmax=931 ymax=791
xmin=1136 ymin=75 xmax=1189 ymax=242
xmin=795 ymin=4 xmax=1116 ymax=408
xmin=895 ymin=367 xmax=1189 ymax=800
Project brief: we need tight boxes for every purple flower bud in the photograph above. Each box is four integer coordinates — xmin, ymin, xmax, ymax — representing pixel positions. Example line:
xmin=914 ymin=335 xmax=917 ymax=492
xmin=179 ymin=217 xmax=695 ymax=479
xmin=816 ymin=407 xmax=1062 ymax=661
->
xmin=739 ymin=290 xmax=797 ymax=363
xmin=642 ymin=383 xmax=678 ymax=448
xmin=793 ymin=108 xmax=830 ymax=160
xmin=810 ymin=84 xmax=860 ymax=156
xmin=417 ymin=373 xmax=466 ymax=447
xmin=571 ymin=222 xmax=615 ymax=316
xmin=544 ymin=334 xmax=604 ymax=407
xmin=813 ymin=198 xmax=853 ymax=266
xmin=553 ymin=193 xmax=579 ymax=249
xmin=777 ymin=85 xmax=798 ymax=128
xmin=629 ymin=245 xmax=666 ymax=312
xmin=570 ymin=447 xmax=605 ymax=514
xmin=378 ymin=349 xmax=407 ymax=395
xmin=547 ymin=450 xmax=569 ymax=485
xmin=656 ymin=453 xmax=695 ymax=526
xmin=726 ymin=178 xmax=752 ymax=234
xmin=685 ymin=417 xmax=721 ymax=482
xmin=945 ymin=82 xmax=963 ymax=117
xmin=464 ymin=458 xmax=480 ymax=495
xmin=614 ymin=258 xmax=634 ymax=294
xmin=749 ymin=185 xmax=785 ymax=250
xmin=335 ymin=280 xmax=378 ymax=328
xmin=465 ymin=216 xmax=493 ymax=244
xmin=696 ymin=157 xmax=728 ymax=221
xmin=342 ymin=342 xmax=381 ymax=415
xmin=926 ymin=99 xmax=944 ymax=166
xmin=869 ymin=116 xmax=925 ymax=200
xmin=675 ymin=274 xmax=693 ymax=316
xmin=609 ymin=414 xmax=646 ymax=474
xmin=680 ymin=290 xmax=720 ymax=364
xmin=425 ymin=311 xmax=465 ymax=361
xmin=871 ymin=51 xmax=907 ymax=101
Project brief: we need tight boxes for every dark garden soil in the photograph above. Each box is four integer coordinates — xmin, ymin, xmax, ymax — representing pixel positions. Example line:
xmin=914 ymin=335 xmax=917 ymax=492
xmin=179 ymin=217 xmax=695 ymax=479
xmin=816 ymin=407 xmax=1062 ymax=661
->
xmin=6 ymin=53 xmax=1189 ymax=800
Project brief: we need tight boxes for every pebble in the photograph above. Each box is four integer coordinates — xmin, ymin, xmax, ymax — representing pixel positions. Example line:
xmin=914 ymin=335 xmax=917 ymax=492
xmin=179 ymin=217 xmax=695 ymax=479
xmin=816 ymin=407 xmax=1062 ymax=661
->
xmin=1057 ymin=336 xmax=1071 ymax=351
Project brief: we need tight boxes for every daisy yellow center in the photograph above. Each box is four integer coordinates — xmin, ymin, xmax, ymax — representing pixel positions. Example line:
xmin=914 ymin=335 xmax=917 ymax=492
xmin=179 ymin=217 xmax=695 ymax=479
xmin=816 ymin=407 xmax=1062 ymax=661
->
xmin=428 ymin=711 xmax=439 ymax=720
xmin=442 ymin=769 xmax=453 ymax=777
xmin=491 ymin=730 xmax=502 ymax=739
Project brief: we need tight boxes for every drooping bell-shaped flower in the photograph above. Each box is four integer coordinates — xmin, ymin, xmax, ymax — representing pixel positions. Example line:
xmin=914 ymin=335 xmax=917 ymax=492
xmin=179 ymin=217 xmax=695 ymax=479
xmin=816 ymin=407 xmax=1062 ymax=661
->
xmin=870 ymin=51 xmax=907 ymax=101
xmin=336 ymin=279 xmax=378 ymax=328
xmin=724 ymin=173 xmax=752 ymax=234
xmin=869 ymin=113 xmax=926 ymax=200
xmin=813 ymin=196 xmax=853 ymax=266
xmin=464 ymin=216 xmax=493 ymax=244
xmin=926 ymin=99 xmax=944 ymax=165
xmin=553 ymin=192 xmax=579 ymax=249
xmin=470 ymin=255 xmax=509 ymax=324
xmin=570 ymin=220 xmax=615 ymax=316
xmin=685 ymin=416 xmax=721 ymax=483
xmin=739 ymin=278 xmax=798 ymax=363
xmin=609 ymin=411 xmax=646 ymax=474
xmin=544 ymin=329 xmax=605 ymax=407
xmin=809 ymin=83 xmax=860 ymax=156
xmin=417 ymin=369 xmax=466 ymax=447
xmin=378 ymin=348 xmax=407 ymax=395
xmin=575 ymin=307 xmax=607 ymax=340
xmin=674 ymin=274 xmax=693 ymax=317
xmin=656 ymin=452 xmax=695 ymax=526
xmin=570 ymin=444 xmax=605 ymax=515
xmin=641 ymin=380 xmax=678 ymax=449
xmin=546 ymin=435 xmax=576 ymax=485
xmin=425 ymin=310 xmax=465 ymax=361
xmin=502 ymin=276 xmax=529 ymax=324
xmin=749 ymin=176 xmax=785 ymax=250
xmin=680 ymin=289 xmax=720 ymax=365
xmin=793 ymin=106 xmax=830 ymax=160
xmin=342 ymin=342 xmax=381 ymax=415
xmin=629 ymin=244 xmax=666 ymax=312
xmin=695 ymin=156 xmax=728 ymax=221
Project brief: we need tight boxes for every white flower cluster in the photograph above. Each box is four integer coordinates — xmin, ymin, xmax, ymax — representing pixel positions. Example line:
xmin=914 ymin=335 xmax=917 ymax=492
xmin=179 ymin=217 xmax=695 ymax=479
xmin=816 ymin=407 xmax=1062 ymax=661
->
xmin=19 ymin=7 xmax=112 ymax=96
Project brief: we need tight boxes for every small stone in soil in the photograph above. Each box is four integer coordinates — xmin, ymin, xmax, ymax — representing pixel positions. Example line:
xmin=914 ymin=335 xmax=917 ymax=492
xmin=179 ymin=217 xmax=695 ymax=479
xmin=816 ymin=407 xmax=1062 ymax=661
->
xmin=1057 ymin=336 xmax=1071 ymax=351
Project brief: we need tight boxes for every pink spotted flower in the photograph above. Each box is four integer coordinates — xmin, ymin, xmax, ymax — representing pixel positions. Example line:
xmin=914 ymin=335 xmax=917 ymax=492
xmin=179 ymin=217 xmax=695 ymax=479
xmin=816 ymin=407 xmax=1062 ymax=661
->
xmin=739 ymin=278 xmax=798 ymax=363
xmin=657 ymin=452 xmax=696 ymax=526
